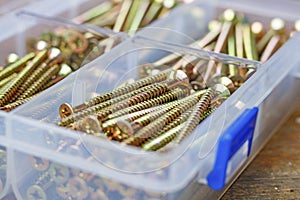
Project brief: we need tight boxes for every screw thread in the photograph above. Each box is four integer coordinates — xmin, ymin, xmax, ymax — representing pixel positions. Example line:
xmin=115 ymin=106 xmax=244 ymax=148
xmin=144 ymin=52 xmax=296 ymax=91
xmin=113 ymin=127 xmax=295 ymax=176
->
xmin=10 ymin=63 xmax=48 ymax=103
xmin=0 ymin=50 xmax=48 ymax=106
xmin=107 ymin=86 xmax=189 ymax=120
xmin=18 ymin=65 xmax=60 ymax=101
xmin=123 ymin=91 xmax=203 ymax=146
xmin=173 ymin=89 xmax=214 ymax=144
xmin=0 ymin=52 xmax=35 ymax=80
xmin=143 ymin=122 xmax=185 ymax=151
xmin=58 ymin=81 xmax=171 ymax=126
xmin=0 ymin=94 xmax=38 ymax=112
xmin=143 ymin=108 xmax=216 ymax=151
xmin=0 ymin=73 xmax=17 ymax=89
xmin=73 ymin=69 xmax=173 ymax=112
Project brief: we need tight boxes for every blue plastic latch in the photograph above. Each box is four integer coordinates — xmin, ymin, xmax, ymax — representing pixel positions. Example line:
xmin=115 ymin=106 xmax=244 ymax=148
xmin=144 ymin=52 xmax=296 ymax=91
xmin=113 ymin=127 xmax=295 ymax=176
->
xmin=207 ymin=107 xmax=259 ymax=190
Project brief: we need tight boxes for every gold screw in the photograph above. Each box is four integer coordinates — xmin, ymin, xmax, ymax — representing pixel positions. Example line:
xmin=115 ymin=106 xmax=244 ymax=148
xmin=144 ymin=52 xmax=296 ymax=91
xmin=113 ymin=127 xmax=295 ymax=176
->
xmin=58 ymin=70 xmax=189 ymax=126
xmin=18 ymin=64 xmax=60 ymax=101
xmin=0 ymin=50 xmax=48 ymax=106
xmin=0 ymin=52 xmax=35 ymax=80
xmin=122 ymin=89 xmax=209 ymax=146
xmin=59 ymin=68 xmax=175 ymax=118
xmin=0 ymin=93 xmax=38 ymax=112
xmin=106 ymin=86 xmax=190 ymax=120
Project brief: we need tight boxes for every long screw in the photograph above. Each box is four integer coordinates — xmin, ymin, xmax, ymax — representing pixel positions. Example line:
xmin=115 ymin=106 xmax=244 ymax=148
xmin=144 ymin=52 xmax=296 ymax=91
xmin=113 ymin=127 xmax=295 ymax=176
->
xmin=0 ymin=50 xmax=48 ymax=106
xmin=122 ymin=89 xmax=212 ymax=146
xmin=58 ymin=73 xmax=188 ymax=127
xmin=105 ymin=86 xmax=190 ymax=120
xmin=0 ymin=52 xmax=35 ymax=80
xmin=0 ymin=93 xmax=38 ymax=112
xmin=60 ymin=81 xmax=175 ymax=121
xmin=107 ymin=87 xmax=191 ymax=139
xmin=11 ymin=48 xmax=63 ymax=103
xmin=59 ymin=68 xmax=175 ymax=118
xmin=143 ymin=108 xmax=215 ymax=151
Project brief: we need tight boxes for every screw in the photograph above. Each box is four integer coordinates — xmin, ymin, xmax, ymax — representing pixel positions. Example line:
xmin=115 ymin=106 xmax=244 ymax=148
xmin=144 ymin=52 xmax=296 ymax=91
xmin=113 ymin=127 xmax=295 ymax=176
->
xmin=172 ymin=89 xmax=214 ymax=144
xmin=72 ymin=1 xmax=114 ymax=24
xmin=242 ymin=22 xmax=258 ymax=61
xmin=0 ymin=73 xmax=17 ymax=89
xmin=113 ymin=0 xmax=133 ymax=32
xmin=101 ymin=105 xmax=164 ymax=129
xmin=142 ymin=121 xmax=186 ymax=151
xmin=74 ymin=116 xmax=105 ymax=138
xmin=0 ymin=52 xmax=35 ymax=80
xmin=260 ymin=34 xmax=282 ymax=63
xmin=0 ymin=93 xmax=38 ymax=112
xmin=257 ymin=18 xmax=285 ymax=55
xmin=203 ymin=9 xmax=237 ymax=83
xmin=144 ymin=20 xmax=221 ymax=76
xmin=157 ymin=0 xmax=177 ymax=18
xmin=251 ymin=21 xmax=264 ymax=41
xmin=59 ymin=70 xmax=189 ymax=126
xmin=6 ymin=53 xmax=19 ymax=64
xmin=235 ymin=22 xmax=244 ymax=58
xmin=27 ymin=185 xmax=47 ymax=200
xmin=106 ymin=86 xmax=190 ymax=121
xmin=192 ymin=20 xmax=222 ymax=49
xmin=173 ymin=84 xmax=230 ymax=144
xmin=10 ymin=48 xmax=62 ymax=103
xmin=107 ymin=87 xmax=191 ymax=140
xmin=17 ymin=64 xmax=61 ymax=101
xmin=122 ymin=89 xmax=209 ymax=146
xmin=0 ymin=50 xmax=48 ymax=106
xmin=60 ymin=80 xmax=178 ymax=122
xmin=88 ymin=4 xmax=121 ymax=28
xmin=66 ymin=177 xmax=89 ymax=200
xmin=290 ymin=19 xmax=300 ymax=37
xmin=127 ymin=0 xmax=150 ymax=34
xmin=144 ymin=108 xmax=217 ymax=152
xmin=59 ymin=68 xmax=175 ymax=118
xmin=48 ymin=163 xmax=70 ymax=185
xmin=171 ymin=42 xmax=216 ymax=79
xmin=227 ymin=29 xmax=245 ymax=87
xmin=141 ymin=0 xmax=163 ymax=27
xmin=95 ymin=71 xmax=189 ymax=122
xmin=31 ymin=156 xmax=50 ymax=171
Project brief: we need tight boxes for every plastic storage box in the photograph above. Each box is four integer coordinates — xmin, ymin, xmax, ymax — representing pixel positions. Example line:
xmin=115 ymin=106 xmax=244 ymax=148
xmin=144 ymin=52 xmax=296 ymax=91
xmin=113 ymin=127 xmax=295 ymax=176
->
xmin=0 ymin=9 xmax=125 ymax=199
xmin=0 ymin=0 xmax=300 ymax=199
xmin=4 ymin=32 xmax=299 ymax=199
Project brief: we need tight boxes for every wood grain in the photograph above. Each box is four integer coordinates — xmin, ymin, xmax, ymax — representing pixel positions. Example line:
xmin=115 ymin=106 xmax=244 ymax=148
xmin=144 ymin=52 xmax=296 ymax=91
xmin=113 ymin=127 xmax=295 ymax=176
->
xmin=222 ymin=105 xmax=300 ymax=199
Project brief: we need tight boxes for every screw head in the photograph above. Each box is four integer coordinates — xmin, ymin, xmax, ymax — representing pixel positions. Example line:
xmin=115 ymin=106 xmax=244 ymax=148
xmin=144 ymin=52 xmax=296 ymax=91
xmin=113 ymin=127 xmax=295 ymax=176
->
xmin=31 ymin=156 xmax=49 ymax=171
xmin=48 ymin=163 xmax=70 ymax=184
xmin=59 ymin=103 xmax=73 ymax=118
xmin=27 ymin=185 xmax=47 ymax=200
xmin=271 ymin=18 xmax=285 ymax=32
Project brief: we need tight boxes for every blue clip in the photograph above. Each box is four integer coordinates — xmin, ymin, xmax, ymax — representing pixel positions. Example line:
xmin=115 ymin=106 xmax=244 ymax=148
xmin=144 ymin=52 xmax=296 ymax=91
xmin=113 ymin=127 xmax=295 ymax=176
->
xmin=207 ymin=107 xmax=259 ymax=190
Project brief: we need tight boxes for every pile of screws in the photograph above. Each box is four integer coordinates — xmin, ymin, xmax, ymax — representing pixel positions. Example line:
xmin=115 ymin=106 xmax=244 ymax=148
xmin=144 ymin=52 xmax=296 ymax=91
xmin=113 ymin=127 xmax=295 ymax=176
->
xmin=0 ymin=28 xmax=120 ymax=112
xmin=179 ymin=9 xmax=300 ymax=65
xmin=58 ymin=67 xmax=234 ymax=152
xmin=27 ymin=157 xmax=165 ymax=200
xmin=137 ymin=10 xmax=300 ymax=90
xmin=72 ymin=0 xmax=192 ymax=34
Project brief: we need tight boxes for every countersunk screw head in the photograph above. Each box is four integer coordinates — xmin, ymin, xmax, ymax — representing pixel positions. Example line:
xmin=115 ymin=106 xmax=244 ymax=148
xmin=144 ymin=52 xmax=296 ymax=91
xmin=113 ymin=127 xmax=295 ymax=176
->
xmin=67 ymin=177 xmax=89 ymax=199
xmin=31 ymin=157 xmax=49 ymax=171
xmin=27 ymin=185 xmax=47 ymax=200
xmin=48 ymin=163 xmax=70 ymax=184
xmin=59 ymin=103 xmax=73 ymax=118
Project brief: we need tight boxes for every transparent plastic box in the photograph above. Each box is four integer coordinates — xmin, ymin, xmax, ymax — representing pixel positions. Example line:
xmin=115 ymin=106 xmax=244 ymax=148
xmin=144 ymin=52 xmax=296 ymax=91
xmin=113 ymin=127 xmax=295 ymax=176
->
xmin=0 ymin=0 xmax=299 ymax=199
xmin=0 ymin=9 xmax=126 ymax=199
xmin=3 ymin=32 xmax=299 ymax=199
